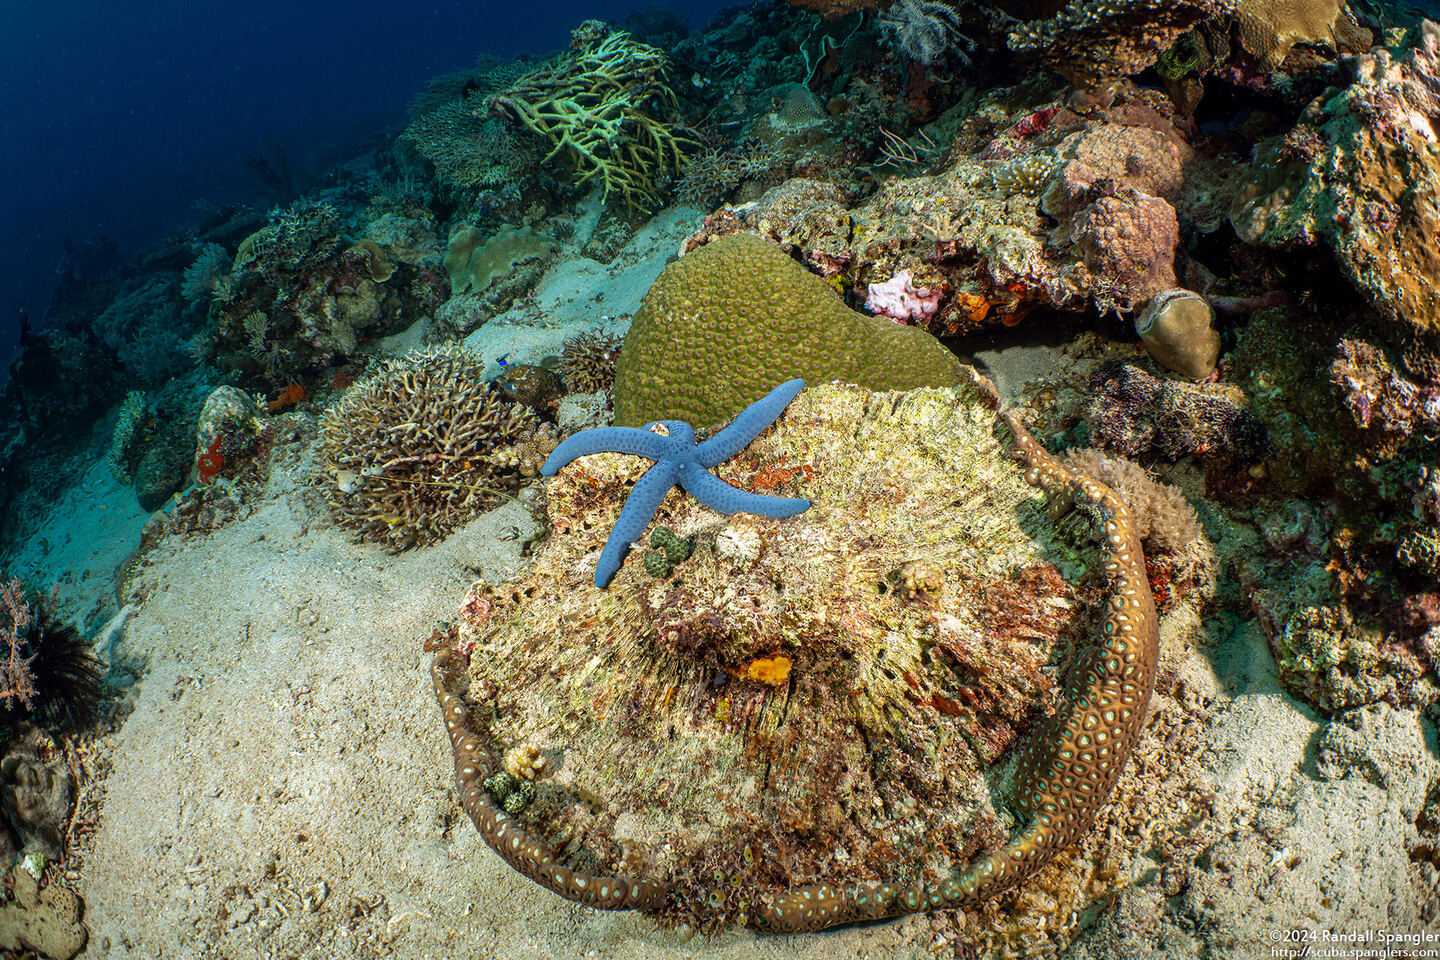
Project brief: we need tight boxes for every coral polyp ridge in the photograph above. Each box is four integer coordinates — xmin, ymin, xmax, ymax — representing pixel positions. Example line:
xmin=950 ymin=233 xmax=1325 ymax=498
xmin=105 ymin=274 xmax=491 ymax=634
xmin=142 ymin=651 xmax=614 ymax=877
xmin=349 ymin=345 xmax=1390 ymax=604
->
xmin=432 ymin=378 xmax=1159 ymax=934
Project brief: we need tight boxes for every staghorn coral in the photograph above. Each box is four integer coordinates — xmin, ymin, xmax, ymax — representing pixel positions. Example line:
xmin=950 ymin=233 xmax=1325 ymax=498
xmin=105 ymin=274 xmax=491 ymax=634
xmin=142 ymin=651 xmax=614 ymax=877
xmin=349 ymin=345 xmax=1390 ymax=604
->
xmin=432 ymin=378 xmax=1160 ymax=933
xmin=558 ymin=330 xmax=624 ymax=394
xmin=316 ymin=346 xmax=551 ymax=550
xmin=613 ymin=234 xmax=964 ymax=429
xmin=485 ymin=26 xmax=699 ymax=211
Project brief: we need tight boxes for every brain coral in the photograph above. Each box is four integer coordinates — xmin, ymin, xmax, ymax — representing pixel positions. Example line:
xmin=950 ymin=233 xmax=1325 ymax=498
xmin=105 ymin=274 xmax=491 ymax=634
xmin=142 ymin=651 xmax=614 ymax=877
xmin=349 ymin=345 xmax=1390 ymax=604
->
xmin=444 ymin=381 xmax=1105 ymax=934
xmin=613 ymin=234 xmax=965 ymax=428
xmin=316 ymin=346 xmax=551 ymax=550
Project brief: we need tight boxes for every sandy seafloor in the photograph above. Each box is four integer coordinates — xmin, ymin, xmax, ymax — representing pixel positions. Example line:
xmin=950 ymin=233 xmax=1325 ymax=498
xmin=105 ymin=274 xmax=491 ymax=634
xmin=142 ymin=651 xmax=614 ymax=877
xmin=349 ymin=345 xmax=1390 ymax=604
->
xmin=6 ymin=205 xmax=1438 ymax=959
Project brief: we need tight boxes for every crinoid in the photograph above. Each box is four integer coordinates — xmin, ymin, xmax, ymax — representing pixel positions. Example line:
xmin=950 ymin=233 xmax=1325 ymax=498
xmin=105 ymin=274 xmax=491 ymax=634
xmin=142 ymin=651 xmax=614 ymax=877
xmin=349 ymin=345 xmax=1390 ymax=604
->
xmin=432 ymin=375 xmax=1159 ymax=935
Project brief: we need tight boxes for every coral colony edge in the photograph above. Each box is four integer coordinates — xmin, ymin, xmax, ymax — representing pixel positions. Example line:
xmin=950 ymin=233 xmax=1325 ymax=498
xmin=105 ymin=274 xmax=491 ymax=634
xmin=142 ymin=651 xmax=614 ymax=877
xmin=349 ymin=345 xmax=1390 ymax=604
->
xmin=431 ymin=369 xmax=1159 ymax=934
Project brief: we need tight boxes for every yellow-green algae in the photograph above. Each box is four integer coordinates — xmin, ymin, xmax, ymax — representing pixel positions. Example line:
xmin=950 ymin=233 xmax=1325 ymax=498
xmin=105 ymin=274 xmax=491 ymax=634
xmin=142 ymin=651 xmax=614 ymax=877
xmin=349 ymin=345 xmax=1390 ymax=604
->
xmin=452 ymin=382 xmax=1097 ymax=931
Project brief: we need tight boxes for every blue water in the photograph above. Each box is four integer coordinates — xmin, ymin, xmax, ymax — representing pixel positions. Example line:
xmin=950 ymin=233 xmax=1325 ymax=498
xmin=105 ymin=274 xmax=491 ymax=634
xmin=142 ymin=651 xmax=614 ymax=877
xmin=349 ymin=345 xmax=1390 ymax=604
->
xmin=0 ymin=0 xmax=723 ymax=379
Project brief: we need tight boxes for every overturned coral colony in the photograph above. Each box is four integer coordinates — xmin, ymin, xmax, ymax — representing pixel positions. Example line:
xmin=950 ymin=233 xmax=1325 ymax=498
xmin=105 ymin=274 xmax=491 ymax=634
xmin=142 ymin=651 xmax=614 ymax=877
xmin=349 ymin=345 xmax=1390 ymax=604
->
xmin=3 ymin=0 xmax=1440 ymax=955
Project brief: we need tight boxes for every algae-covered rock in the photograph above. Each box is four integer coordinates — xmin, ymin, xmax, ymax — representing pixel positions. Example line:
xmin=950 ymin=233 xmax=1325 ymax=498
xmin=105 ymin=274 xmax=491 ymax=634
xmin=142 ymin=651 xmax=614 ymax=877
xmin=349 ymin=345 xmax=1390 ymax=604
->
xmin=0 ymin=866 xmax=86 ymax=959
xmin=454 ymin=381 xmax=1106 ymax=933
xmin=1231 ymin=22 xmax=1440 ymax=377
xmin=613 ymin=235 xmax=965 ymax=429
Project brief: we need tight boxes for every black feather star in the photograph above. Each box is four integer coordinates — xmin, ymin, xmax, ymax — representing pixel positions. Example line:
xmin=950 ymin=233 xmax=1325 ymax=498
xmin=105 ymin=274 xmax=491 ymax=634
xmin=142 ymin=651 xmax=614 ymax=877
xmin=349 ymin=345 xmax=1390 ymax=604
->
xmin=3 ymin=591 xmax=105 ymax=731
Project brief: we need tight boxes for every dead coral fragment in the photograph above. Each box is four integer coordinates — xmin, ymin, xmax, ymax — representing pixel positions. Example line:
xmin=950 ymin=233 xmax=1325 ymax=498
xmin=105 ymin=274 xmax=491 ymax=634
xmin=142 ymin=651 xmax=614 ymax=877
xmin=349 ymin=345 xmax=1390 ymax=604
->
xmin=317 ymin=346 xmax=549 ymax=550
xmin=486 ymin=26 xmax=698 ymax=210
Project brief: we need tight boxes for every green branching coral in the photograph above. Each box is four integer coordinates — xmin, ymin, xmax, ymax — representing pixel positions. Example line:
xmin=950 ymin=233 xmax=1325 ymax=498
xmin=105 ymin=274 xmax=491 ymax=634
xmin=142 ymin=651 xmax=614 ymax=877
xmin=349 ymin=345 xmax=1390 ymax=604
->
xmin=316 ymin=346 xmax=555 ymax=550
xmin=613 ymin=234 xmax=965 ymax=428
xmin=485 ymin=26 xmax=698 ymax=211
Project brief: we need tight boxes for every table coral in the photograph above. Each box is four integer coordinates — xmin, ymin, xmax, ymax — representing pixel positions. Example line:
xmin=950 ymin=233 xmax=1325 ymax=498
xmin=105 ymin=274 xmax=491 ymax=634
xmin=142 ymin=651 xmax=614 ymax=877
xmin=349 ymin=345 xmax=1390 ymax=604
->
xmin=433 ymin=377 xmax=1161 ymax=934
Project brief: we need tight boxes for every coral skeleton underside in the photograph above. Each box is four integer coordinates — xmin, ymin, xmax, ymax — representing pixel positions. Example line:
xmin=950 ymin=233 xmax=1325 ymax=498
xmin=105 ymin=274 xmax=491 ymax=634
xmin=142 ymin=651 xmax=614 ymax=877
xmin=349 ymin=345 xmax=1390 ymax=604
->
xmin=431 ymin=404 xmax=1159 ymax=932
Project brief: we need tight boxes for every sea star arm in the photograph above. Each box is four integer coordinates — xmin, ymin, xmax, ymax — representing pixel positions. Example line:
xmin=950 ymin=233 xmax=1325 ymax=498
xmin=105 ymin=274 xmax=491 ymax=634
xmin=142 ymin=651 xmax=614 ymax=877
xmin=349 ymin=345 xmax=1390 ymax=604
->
xmin=540 ymin=427 xmax=674 ymax=476
xmin=593 ymin=460 xmax=682 ymax=588
xmin=694 ymin=379 xmax=806 ymax=468
xmin=677 ymin=462 xmax=809 ymax=518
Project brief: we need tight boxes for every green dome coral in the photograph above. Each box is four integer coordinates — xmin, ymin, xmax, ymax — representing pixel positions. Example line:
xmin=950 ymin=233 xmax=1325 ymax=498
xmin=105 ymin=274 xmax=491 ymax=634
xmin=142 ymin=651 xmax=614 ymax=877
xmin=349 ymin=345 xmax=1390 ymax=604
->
xmin=613 ymin=234 xmax=965 ymax=429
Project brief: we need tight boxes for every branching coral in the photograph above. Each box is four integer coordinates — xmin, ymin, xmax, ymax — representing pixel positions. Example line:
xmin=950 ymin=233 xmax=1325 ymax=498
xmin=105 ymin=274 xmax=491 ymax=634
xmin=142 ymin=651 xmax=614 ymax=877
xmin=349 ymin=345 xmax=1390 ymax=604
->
xmin=401 ymin=101 xmax=534 ymax=195
xmin=316 ymin=346 xmax=553 ymax=550
xmin=558 ymin=330 xmax=623 ymax=394
xmin=485 ymin=27 xmax=699 ymax=211
xmin=879 ymin=0 xmax=976 ymax=65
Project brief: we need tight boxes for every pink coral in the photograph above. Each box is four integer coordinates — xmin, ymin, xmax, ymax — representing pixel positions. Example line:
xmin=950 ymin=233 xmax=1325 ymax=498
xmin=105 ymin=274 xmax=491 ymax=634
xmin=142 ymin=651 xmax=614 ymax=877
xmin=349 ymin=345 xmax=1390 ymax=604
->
xmin=864 ymin=269 xmax=943 ymax=322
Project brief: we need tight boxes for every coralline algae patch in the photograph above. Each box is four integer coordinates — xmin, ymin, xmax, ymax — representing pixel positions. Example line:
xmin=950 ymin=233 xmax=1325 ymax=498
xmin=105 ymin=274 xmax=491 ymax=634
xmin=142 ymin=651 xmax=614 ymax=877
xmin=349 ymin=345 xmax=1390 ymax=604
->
xmin=453 ymin=382 xmax=1097 ymax=932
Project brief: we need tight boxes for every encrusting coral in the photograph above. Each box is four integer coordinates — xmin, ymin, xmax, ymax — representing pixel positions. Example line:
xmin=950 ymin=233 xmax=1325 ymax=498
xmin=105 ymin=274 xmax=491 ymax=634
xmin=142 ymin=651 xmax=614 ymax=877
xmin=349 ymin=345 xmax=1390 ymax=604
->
xmin=613 ymin=234 xmax=965 ymax=429
xmin=316 ymin=346 xmax=554 ymax=550
xmin=433 ymin=375 xmax=1160 ymax=934
xmin=485 ymin=24 xmax=698 ymax=211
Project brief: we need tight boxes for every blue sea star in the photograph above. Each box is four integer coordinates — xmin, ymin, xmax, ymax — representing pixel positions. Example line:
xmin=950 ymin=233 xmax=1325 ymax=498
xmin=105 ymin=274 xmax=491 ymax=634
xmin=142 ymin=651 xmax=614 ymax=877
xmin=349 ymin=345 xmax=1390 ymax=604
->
xmin=540 ymin=378 xmax=811 ymax=588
